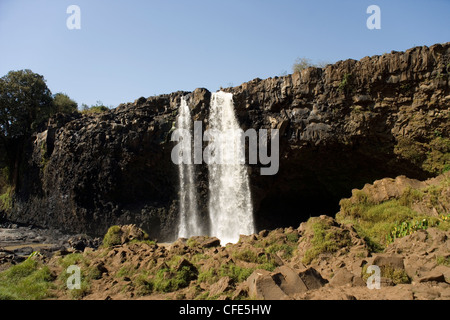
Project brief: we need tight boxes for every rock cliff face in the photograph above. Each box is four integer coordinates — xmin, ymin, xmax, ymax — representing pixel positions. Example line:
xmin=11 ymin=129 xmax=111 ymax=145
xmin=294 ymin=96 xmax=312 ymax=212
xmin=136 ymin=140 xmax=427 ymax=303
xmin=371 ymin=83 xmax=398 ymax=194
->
xmin=7 ymin=43 xmax=450 ymax=240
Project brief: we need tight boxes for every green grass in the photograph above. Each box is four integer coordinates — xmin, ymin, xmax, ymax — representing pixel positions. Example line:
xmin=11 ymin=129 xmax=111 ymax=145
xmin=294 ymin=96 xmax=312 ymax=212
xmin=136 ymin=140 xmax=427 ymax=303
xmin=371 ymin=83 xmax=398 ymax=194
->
xmin=219 ymin=264 xmax=254 ymax=283
xmin=232 ymin=248 xmax=278 ymax=271
xmin=265 ymin=243 xmax=295 ymax=259
xmin=102 ymin=225 xmax=122 ymax=247
xmin=133 ymin=272 xmax=153 ymax=296
xmin=436 ymin=255 xmax=450 ymax=267
xmin=186 ymin=238 xmax=199 ymax=248
xmin=338 ymin=73 xmax=354 ymax=93
xmin=116 ymin=266 xmax=137 ymax=279
xmin=191 ymin=253 xmax=208 ymax=264
xmin=198 ymin=254 xmax=276 ymax=286
xmin=301 ymin=219 xmax=352 ymax=265
xmin=129 ymin=239 xmax=156 ymax=246
xmin=232 ymin=249 xmax=259 ymax=263
xmin=395 ymin=136 xmax=450 ymax=175
xmin=0 ymin=258 xmax=55 ymax=300
xmin=198 ymin=268 xmax=219 ymax=285
xmin=57 ymin=253 xmax=92 ymax=299
xmin=285 ymin=232 xmax=299 ymax=244
xmin=152 ymin=266 xmax=197 ymax=293
xmin=337 ymin=177 xmax=450 ymax=251
xmin=0 ymin=185 xmax=13 ymax=211
xmin=362 ymin=264 xmax=411 ymax=285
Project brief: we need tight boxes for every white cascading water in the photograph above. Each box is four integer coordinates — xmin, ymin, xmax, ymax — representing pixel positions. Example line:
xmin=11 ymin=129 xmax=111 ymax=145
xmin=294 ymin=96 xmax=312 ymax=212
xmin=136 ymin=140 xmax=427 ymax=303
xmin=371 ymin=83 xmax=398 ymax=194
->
xmin=177 ymin=96 xmax=203 ymax=239
xmin=207 ymin=91 xmax=255 ymax=244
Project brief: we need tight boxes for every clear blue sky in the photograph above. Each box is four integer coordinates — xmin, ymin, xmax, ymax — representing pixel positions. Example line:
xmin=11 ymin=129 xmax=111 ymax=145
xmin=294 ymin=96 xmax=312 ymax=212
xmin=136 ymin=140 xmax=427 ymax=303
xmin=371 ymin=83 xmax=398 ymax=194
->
xmin=0 ymin=0 xmax=449 ymax=108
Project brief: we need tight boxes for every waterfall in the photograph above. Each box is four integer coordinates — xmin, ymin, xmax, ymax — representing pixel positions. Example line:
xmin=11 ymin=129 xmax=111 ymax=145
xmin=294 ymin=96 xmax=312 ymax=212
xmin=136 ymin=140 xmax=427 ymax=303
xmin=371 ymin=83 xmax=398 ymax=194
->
xmin=207 ymin=91 xmax=255 ymax=244
xmin=176 ymin=96 xmax=203 ymax=239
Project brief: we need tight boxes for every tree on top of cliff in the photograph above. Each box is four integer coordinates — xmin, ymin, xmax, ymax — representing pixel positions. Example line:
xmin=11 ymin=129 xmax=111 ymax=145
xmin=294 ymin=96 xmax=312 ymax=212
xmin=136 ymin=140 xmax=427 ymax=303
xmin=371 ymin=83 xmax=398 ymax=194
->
xmin=53 ymin=92 xmax=78 ymax=114
xmin=0 ymin=69 xmax=76 ymax=188
xmin=0 ymin=70 xmax=53 ymax=139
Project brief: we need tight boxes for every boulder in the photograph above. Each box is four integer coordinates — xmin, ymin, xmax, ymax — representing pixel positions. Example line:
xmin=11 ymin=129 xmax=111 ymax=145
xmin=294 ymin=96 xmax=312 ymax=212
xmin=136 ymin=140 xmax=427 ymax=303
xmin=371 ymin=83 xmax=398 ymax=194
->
xmin=119 ymin=225 xmax=149 ymax=244
xmin=272 ymin=266 xmax=308 ymax=295
xmin=247 ymin=269 xmax=291 ymax=300
xmin=372 ymin=254 xmax=405 ymax=270
xmin=330 ymin=269 xmax=354 ymax=287
xmin=232 ymin=282 xmax=249 ymax=300
xmin=188 ymin=236 xmax=221 ymax=248
xmin=298 ymin=267 xmax=328 ymax=290
xmin=68 ymin=234 xmax=101 ymax=251
xmin=418 ymin=272 xmax=447 ymax=283
xmin=209 ymin=276 xmax=233 ymax=297
xmin=174 ymin=258 xmax=197 ymax=273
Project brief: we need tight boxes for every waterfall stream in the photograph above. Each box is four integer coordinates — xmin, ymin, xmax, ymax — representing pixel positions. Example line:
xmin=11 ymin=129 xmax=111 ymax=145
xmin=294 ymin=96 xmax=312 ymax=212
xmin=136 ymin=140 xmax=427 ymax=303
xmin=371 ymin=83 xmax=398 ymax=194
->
xmin=176 ymin=96 xmax=203 ymax=239
xmin=175 ymin=92 xmax=255 ymax=244
xmin=207 ymin=91 xmax=255 ymax=244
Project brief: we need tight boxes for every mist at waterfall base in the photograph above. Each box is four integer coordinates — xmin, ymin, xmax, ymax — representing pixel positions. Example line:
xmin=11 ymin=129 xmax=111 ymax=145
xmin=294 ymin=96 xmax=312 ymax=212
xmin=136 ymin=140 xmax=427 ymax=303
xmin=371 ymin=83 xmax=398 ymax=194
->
xmin=174 ymin=92 xmax=255 ymax=245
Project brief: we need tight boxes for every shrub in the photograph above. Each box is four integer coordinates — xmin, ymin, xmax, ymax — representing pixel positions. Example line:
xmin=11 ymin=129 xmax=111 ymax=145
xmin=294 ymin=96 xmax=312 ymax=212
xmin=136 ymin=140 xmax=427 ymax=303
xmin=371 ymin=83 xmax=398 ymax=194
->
xmin=292 ymin=57 xmax=314 ymax=73
xmin=53 ymin=92 xmax=78 ymax=114
xmin=81 ymin=101 xmax=109 ymax=114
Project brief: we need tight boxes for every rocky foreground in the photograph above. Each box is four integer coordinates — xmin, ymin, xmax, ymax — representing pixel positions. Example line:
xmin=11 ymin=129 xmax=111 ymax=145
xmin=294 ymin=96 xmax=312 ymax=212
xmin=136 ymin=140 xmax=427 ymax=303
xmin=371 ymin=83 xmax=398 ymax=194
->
xmin=1 ymin=169 xmax=449 ymax=300
xmin=87 ymin=221 xmax=450 ymax=300
xmin=1 ymin=173 xmax=449 ymax=301
xmin=1 ymin=218 xmax=448 ymax=300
